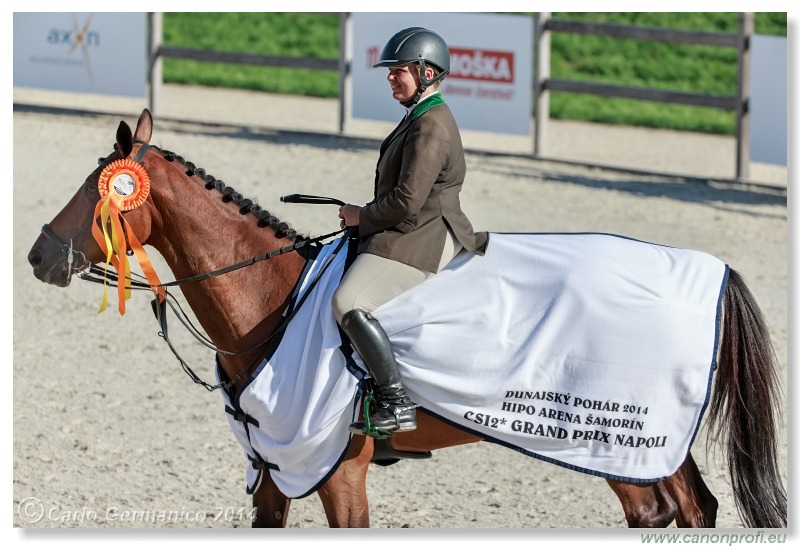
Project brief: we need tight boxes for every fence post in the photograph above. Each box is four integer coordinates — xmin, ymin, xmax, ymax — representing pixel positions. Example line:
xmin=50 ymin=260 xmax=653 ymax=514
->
xmin=148 ymin=12 xmax=163 ymax=116
xmin=735 ymin=12 xmax=753 ymax=180
xmin=534 ymin=12 xmax=551 ymax=157
xmin=338 ymin=12 xmax=351 ymax=135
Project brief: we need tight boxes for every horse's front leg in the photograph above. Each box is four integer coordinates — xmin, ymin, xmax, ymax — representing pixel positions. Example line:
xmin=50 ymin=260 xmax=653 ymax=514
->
xmin=316 ymin=435 xmax=373 ymax=527
xmin=607 ymin=479 xmax=678 ymax=528
xmin=251 ymin=473 xmax=292 ymax=527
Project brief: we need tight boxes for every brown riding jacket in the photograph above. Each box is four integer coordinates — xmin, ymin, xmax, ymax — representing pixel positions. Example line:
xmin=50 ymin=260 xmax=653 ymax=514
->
xmin=357 ymin=98 xmax=488 ymax=273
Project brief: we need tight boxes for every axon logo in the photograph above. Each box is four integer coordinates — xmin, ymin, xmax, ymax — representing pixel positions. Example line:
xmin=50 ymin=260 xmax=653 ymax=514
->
xmin=46 ymin=14 xmax=98 ymax=80
xmin=365 ymin=45 xmax=514 ymax=84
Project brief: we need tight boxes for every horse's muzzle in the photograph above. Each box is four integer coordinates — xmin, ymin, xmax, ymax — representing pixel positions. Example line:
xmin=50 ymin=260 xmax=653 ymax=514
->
xmin=28 ymin=238 xmax=74 ymax=287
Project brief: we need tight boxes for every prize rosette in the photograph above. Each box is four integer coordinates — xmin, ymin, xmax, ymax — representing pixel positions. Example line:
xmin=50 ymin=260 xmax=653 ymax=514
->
xmin=97 ymin=159 xmax=151 ymax=210
xmin=91 ymin=158 xmax=163 ymax=315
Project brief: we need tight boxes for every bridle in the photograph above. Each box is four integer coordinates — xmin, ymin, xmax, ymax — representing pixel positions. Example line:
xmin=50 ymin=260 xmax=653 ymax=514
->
xmin=37 ymin=142 xmax=151 ymax=282
xmin=39 ymin=219 xmax=96 ymax=283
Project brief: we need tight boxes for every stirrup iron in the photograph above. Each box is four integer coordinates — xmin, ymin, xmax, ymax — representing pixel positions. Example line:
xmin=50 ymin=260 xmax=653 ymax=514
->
xmin=350 ymin=392 xmax=394 ymax=439
xmin=349 ymin=391 xmax=418 ymax=437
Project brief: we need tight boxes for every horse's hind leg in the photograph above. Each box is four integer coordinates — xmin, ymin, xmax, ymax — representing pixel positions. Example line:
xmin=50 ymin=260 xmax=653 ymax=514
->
xmin=607 ymin=480 xmax=678 ymax=528
xmin=661 ymin=453 xmax=718 ymax=527
xmin=316 ymin=435 xmax=373 ymax=527
xmin=251 ymin=474 xmax=292 ymax=527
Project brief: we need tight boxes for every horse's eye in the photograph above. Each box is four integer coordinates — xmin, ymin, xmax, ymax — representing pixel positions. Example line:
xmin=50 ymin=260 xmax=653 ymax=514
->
xmin=84 ymin=178 xmax=100 ymax=200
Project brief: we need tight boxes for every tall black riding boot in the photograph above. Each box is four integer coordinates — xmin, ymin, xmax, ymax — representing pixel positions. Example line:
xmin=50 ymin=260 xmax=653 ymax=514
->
xmin=341 ymin=308 xmax=417 ymax=434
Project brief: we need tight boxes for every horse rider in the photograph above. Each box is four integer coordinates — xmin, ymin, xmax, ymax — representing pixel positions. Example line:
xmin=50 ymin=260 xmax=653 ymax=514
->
xmin=332 ymin=27 xmax=488 ymax=434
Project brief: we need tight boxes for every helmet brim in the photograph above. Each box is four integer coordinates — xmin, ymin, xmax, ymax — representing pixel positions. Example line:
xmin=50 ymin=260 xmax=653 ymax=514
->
xmin=372 ymin=59 xmax=414 ymax=68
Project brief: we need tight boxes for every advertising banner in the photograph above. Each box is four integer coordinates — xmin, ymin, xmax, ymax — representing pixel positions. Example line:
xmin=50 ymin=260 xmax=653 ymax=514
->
xmin=749 ymin=35 xmax=787 ymax=166
xmin=14 ymin=12 xmax=147 ymax=98
xmin=350 ymin=13 xmax=533 ymax=136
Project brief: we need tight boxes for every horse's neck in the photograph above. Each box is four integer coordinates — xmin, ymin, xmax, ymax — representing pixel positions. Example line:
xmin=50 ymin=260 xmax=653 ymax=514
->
xmin=147 ymin=182 xmax=306 ymax=379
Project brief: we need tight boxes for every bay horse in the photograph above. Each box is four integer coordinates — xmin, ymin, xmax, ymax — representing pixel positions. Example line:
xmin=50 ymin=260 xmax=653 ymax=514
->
xmin=27 ymin=109 xmax=786 ymax=528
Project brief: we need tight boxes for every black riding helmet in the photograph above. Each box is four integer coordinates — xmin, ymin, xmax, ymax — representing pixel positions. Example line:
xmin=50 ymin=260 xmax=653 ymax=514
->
xmin=373 ymin=27 xmax=450 ymax=106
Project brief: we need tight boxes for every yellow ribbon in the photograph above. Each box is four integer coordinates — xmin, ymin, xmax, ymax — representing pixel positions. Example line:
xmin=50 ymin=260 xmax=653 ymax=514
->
xmin=92 ymin=159 xmax=164 ymax=315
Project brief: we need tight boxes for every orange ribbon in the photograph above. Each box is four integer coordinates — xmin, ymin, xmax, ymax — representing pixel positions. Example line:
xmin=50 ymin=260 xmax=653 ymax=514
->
xmin=92 ymin=159 xmax=164 ymax=315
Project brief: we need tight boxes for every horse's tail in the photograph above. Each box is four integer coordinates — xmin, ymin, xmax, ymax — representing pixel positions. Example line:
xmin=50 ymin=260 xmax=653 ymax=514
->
xmin=707 ymin=268 xmax=786 ymax=527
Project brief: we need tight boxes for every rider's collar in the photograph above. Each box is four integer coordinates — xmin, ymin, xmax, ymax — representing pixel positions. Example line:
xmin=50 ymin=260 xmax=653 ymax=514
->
xmin=404 ymin=91 xmax=440 ymax=115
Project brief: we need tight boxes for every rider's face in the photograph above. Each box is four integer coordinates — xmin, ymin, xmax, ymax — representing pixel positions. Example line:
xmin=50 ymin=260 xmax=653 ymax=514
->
xmin=387 ymin=64 xmax=421 ymax=103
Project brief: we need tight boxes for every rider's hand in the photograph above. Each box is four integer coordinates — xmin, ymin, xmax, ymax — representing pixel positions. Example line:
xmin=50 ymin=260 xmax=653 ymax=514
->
xmin=338 ymin=204 xmax=362 ymax=228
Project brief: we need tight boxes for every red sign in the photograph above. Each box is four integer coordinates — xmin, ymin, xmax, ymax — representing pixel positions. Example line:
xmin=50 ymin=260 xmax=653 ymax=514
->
xmin=365 ymin=45 xmax=515 ymax=84
xmin=448 ymin=47 xmax=515 ymax=83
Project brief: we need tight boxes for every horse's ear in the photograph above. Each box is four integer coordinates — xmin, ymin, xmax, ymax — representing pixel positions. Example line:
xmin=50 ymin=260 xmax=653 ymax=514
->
xmin=133 ymin=109 xmax=153 ymax=144
xmin=116 ymin=121 xmax=134 ymax=158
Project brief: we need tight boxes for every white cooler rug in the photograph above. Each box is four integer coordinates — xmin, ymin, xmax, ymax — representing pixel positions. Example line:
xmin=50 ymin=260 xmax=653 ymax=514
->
xmin=219 ymin=233 xmax=728 ymax=499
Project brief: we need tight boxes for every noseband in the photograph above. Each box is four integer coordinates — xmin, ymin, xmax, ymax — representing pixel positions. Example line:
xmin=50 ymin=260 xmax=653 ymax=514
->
xmin=39 ymin=219 xmax=95 ymax=282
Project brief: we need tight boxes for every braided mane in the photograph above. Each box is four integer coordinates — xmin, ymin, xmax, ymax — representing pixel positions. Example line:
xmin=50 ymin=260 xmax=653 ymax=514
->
xmin=152 ymin=145 xmax=302 ymax=241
